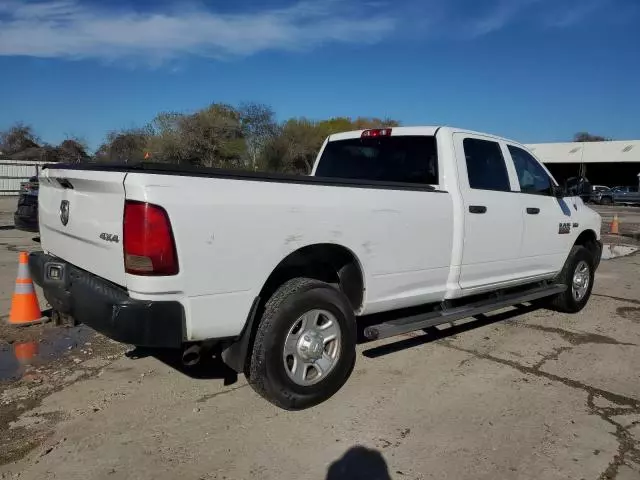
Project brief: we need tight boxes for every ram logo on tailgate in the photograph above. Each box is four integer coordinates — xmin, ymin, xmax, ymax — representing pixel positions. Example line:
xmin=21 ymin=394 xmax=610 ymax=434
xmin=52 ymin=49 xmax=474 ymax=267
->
xmin=59 ymin=200 xmax=69 ymax=226
xmin=99 ymin=233 xmax=120 ymax=243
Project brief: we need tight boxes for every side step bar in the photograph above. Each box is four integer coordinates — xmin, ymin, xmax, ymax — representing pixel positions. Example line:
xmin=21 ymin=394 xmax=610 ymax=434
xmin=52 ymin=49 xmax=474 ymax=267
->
xmin=363 ymin=283 xmax=566 ymax=341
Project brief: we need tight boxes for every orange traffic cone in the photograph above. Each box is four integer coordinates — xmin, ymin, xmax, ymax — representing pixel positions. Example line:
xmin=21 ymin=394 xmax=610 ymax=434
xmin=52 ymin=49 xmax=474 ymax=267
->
xmin=7 ymin=252 xmax=45 ymax=326
xmin=610 ymin=214 xmax=619 ymax=235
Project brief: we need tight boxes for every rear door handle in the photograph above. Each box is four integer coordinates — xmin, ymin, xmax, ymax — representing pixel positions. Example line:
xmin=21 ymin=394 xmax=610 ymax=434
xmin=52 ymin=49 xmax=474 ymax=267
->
xmin=526 ymin=207 xmax=540 ymax=214
xmin=469 ymin=205 xmax=487 ymax=214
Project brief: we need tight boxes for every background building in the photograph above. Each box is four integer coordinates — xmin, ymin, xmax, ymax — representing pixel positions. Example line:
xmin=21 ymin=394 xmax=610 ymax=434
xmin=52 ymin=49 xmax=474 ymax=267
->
xmin=526 ymin=140 xmax=640 ymax=187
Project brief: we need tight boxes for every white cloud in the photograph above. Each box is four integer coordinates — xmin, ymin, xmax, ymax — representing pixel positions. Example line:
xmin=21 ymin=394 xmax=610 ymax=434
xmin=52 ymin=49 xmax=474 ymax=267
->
xmin=464 ymin=0 xmax=543 ymax=37
xmin=543 ymin=0 xmax=608 ymax=28
xmin=457 ymin=0 xmax=620 ymax=38
xmin=0 ymin=0 xmax=396 ymax=62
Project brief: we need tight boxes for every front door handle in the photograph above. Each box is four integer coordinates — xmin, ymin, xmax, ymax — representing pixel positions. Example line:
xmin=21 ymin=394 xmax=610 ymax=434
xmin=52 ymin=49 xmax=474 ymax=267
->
xmin=526 ymin=207 xmax=540 ymax=214
xmin=469 ymin=205 xmax=487 ymax=214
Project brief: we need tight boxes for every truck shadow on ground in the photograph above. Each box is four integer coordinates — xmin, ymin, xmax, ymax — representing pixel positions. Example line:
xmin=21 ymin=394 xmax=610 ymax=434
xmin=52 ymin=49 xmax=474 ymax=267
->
xmin=326 ymin=446 xmax=391 ymax=480
xmin=126 ymin=303 xmax=541 ymax=385
xmin=125 ymin=347 xmax=241 ymax=385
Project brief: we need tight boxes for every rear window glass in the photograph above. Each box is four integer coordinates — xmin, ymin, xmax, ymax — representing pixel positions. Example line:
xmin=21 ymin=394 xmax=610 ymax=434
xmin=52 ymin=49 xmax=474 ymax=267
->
xmin=315 ymin=136 xmax=438 ymax=185
xmin=463 ymin=138 xmax=511 ymax=192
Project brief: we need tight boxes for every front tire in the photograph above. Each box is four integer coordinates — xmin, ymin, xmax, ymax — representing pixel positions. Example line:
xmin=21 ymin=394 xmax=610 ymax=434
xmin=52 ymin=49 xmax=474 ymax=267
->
xmin=248 ymin=278 xmax=356 ymax=410
xmin=550 ymin=245 xmax=595 ymax=313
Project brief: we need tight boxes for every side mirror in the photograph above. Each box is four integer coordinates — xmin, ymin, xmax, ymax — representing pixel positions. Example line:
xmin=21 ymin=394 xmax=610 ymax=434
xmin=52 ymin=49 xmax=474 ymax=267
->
xmin=552 ymin=185 xmax=565 ymax=198
xmin=577 ymin=179 xmax=592 ymax=200
xmin=564 ymin=176 xmax=592 ymax=200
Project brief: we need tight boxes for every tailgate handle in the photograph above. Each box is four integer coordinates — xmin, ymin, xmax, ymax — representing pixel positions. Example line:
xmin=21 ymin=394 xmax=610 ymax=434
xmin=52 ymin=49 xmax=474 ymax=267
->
xmin=469 ymin=205 xmax=487 ymax=214
xmin=57 ymin=178 xmax=74 ymax=189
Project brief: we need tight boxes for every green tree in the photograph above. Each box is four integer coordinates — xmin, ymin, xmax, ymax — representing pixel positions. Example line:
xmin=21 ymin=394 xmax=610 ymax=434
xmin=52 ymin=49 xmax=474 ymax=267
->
xmin=352 ymin=117 xmax=400 ymax=129
xmin=258 ymin=134 xmax=293 ymax=173
xmin=146 ymin=112 xmax=186 ymax=163
xmin=97 ymin=127 xmax=151 ymax=163
xmin=258 ymin=116 xmax=401 ymax=174
xmin=280 ymin=118 xmax=326 ymax=173
xmin=168 ymin=103 xmax=246 ymax=168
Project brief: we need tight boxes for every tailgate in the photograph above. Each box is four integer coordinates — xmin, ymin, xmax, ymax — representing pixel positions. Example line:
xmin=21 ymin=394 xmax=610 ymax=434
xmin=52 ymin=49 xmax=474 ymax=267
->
xmin=38 ymin=167 xmax=128 ymax=287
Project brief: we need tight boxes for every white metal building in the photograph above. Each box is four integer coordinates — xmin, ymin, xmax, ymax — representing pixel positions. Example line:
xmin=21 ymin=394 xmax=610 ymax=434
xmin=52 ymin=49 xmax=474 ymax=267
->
xmin=0 ymin=160 xmax=46 ymax=195
xmin=525 ymin=140 xmax=640 ymax=187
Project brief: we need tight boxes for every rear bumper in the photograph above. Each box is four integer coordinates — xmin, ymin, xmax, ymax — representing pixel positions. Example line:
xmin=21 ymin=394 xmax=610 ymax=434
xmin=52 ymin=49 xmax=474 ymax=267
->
xmin=29 ymin=252 xmax=185 ymax=348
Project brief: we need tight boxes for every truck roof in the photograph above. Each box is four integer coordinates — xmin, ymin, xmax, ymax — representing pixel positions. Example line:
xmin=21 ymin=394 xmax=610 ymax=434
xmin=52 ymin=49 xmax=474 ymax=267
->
xmin=327 ymin=126 xmax=528 ymax=150
xmin=328 ymin=126 xmax=441 ymax=141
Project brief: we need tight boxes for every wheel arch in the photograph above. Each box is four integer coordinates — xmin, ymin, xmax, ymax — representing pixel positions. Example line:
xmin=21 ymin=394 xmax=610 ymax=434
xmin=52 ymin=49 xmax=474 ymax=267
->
xmin=221 ymin=243 xmax=366 ymax=373
xmin=574 ymin=228 xmax=601 ymax=268
xmin=574 ymin=229 xmax=598 ymax=252
xmin=257 ymin=243 xmax=366 ymax=313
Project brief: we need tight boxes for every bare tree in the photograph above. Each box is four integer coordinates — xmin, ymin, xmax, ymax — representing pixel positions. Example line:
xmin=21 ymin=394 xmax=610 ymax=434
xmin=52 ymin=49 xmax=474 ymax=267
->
xmin=0 ymin=122 xmax=40 ymax=155
xmin=239 ymin=102 xmax=278 ymax=170
xmin=56 ymin=136 xmax=90 ymax=163
xmin=573 ymin=132 xmax=610 ymax=142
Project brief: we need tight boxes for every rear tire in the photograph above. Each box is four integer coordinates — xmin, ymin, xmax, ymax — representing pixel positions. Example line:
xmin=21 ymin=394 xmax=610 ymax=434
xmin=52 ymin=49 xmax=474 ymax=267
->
xmin=549 ymin=245 xmax=595 ymax=313
xmin=248 ymin=278 xmax=356 ymax=410
xmin=601 ymin=197 xmax=612 ymax=205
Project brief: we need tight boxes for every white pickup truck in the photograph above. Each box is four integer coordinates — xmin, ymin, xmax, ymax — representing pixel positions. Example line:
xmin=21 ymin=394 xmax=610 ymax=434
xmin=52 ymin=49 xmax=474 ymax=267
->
xmin=30 ymin=126 xmax=602 ymax=410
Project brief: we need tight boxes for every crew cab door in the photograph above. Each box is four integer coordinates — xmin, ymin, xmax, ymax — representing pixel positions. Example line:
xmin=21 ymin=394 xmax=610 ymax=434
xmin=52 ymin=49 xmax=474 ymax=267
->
xmin=453 ymin=133 xmax=524 ymax=290
xmin=505 ymin=144 xmax=574 ymax=276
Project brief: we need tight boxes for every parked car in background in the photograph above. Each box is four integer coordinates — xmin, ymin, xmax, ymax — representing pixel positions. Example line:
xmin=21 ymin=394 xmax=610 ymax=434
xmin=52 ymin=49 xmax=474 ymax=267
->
xmin=611 ymin=186 xmax=640 ymax=205
xmin=590 ymin=185 xmax=613 ymax=205
xmin=14 ymin=176 xmax=39 ymax=232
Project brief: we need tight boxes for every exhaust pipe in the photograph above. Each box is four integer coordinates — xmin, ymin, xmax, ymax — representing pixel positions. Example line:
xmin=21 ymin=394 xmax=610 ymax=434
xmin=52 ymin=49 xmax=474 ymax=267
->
xmin=182 ymin=344 xmax=201 ymax=367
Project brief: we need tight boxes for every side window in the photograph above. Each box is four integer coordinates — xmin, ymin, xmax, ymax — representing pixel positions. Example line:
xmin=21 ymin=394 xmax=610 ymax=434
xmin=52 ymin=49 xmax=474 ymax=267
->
xmin=463 ymin=138 xmax=511 ymax=192
xmin=508 ymin=145 xmax=553 ymax=195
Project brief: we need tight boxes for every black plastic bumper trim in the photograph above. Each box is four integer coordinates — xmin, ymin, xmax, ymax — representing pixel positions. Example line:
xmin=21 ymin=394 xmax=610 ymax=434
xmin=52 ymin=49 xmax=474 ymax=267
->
xmin=29 ymin=252 xmax=185 ymax=348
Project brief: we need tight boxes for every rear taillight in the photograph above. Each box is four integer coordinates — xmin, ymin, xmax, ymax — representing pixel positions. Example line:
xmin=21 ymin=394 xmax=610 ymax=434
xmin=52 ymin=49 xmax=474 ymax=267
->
xmin=123 ymin=201 xmax=179 ymax=276
xmin=361 ymin=128 xmax=392 ymax=138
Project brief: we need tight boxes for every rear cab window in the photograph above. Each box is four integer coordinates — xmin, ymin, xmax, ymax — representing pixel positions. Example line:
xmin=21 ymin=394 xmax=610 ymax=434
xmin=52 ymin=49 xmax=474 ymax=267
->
xmin=462 ymin=138 xmax=511 ymax=192
xmin=315 ymin=136 xmax=438 ymax=186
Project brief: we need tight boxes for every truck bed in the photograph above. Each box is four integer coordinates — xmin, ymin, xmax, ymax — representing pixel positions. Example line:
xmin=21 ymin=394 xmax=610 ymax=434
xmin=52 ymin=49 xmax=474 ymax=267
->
xmin=39 ymin=160 xmax=455 ymax=341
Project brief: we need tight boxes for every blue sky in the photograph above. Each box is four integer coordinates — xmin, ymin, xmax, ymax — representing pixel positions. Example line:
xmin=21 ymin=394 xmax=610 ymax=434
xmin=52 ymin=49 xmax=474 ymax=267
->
xmin=1 ymin=0 xmax=639 ymax=151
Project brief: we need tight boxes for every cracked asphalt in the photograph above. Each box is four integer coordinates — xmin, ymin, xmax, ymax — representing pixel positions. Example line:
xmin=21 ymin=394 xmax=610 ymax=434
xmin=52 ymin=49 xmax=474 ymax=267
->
xmin=0 ymin=198 xmax=639 ymax=479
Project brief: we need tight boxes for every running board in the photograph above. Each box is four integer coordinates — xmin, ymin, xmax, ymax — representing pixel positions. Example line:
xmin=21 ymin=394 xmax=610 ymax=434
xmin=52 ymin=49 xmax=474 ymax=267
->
xmin=363 ymin=283 xmax=567 ymax=341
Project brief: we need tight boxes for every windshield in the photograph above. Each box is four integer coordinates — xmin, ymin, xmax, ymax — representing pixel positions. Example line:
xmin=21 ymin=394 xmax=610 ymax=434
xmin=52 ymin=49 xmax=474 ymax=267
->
xmin=315 ymin=136 xmax=438 ymax=185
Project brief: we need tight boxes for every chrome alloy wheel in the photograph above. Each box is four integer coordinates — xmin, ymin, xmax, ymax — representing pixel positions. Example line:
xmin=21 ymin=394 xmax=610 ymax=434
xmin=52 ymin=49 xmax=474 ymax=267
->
xmin=572 ymin=260 xmax=590 ymax=301
xmin=282 ymin=309 xmax=342 ymax=386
